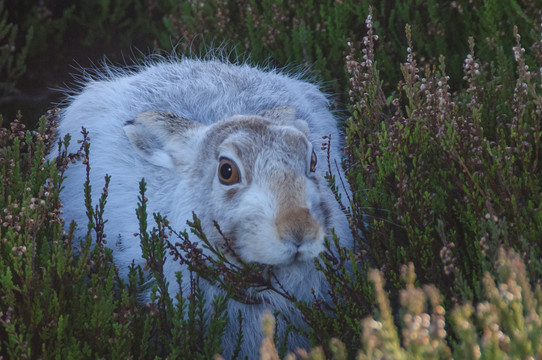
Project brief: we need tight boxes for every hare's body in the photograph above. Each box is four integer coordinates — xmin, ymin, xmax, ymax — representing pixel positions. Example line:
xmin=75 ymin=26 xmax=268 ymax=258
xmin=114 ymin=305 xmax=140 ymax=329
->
xmin=56 ymin=58 xmax=352 ymax=358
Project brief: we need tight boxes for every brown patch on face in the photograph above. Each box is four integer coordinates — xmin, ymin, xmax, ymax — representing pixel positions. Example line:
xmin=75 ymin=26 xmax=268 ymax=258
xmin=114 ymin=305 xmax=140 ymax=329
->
xmin=272 ymin=172 xmax=321 ymax=244
xmin=276 ymin=206 xmax=320 ymax=244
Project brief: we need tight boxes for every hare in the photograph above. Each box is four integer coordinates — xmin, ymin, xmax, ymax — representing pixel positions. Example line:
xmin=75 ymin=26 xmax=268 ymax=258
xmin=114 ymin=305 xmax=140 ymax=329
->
xmin=55 ymin=57 xmax=352 ymax=358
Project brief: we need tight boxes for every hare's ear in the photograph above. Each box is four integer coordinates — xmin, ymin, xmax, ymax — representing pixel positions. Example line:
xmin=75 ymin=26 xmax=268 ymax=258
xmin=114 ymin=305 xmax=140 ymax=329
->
xmin=123 ymin=111 xmax=202 ymax=169
xmin=258 ymin=105 xmax=309 ymax=135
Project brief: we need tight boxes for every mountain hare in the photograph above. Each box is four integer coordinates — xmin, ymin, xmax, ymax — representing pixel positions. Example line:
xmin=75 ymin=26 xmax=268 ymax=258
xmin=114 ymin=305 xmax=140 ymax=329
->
xmin=56 ymin=57 xmax=352 ymax=358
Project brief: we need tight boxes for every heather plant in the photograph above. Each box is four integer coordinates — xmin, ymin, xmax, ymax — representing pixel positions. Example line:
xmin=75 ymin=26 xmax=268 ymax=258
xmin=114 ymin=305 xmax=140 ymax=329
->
xmin=342 ymin=5 xmax=542 ymax=349
xmin=0 ymin=111 xmax=146 ymax=358
xmin=240 ymin=247 xmax=542 ymax=359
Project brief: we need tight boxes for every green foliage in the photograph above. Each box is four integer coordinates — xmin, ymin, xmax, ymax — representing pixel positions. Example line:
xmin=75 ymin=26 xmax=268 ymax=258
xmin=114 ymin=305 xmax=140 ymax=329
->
xmin=261 ymin=247 xmax=542 ymax=359
xmin=134 ymin=180 xmax=231 ymax=359
xmin=0 ymin=1 xmax=32 ymax=95
xmin=345 ymin=8 xmax=542 ymax=304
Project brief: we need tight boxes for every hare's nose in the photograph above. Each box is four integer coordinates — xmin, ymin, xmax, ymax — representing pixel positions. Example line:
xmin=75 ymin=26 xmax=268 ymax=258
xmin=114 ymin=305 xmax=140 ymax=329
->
xmin=276 ymin=207 xmax=320 ymax=244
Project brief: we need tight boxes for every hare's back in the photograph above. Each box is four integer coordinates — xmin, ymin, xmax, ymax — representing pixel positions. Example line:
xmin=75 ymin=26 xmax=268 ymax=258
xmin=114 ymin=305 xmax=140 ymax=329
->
xmin=128 ymin=60 xmax=333 ymax=127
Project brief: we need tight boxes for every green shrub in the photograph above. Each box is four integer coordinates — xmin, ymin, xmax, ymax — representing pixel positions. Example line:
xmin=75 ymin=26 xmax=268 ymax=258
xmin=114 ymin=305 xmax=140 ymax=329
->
xmin=260 ymin=247 xmax=542 ymax=359
xmin=345 ymin=8 xmax=542 ymax=298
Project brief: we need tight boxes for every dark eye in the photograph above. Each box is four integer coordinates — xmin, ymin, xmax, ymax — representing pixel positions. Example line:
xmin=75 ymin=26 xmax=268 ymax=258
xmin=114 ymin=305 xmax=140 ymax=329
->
xmin=310 ymin=150 xmax=317 ymax=172
xmin=218 ymin=158 xmax=240 ymax=185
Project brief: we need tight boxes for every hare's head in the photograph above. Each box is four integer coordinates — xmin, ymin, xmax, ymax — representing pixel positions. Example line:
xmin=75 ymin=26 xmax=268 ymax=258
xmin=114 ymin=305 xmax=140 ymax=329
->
xmin=124 ymin=106 xmax=332 ymax=267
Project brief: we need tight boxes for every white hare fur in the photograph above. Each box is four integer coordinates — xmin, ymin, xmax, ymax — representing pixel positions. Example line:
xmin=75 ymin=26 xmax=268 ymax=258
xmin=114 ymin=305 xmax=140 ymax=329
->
xmin=56 ymin=57 xmax=352 ymax=358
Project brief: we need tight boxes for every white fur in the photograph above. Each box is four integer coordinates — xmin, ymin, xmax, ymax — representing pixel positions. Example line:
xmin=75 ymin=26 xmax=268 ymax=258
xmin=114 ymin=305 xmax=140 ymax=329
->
xmin=54 ymin=57 xmax=352 ymax=359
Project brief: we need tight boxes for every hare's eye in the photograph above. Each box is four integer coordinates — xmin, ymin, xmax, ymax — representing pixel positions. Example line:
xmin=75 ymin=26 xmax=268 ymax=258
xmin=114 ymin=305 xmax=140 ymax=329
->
xmin=310 ymin=150 xmax=317 ymax=172
xmin=218 ymin=158 xmax=240 ymax=185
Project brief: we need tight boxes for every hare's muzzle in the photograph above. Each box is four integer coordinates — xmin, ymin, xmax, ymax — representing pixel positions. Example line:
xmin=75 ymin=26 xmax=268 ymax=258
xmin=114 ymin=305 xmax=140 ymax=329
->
xmin=276 ymin=206 xmax=322 ymax=246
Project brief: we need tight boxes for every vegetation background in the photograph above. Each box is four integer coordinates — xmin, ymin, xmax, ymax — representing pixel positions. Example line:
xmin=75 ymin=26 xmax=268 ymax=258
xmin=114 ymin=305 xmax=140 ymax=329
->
xmin=1 ymin=0 xmax=542 ymax=358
